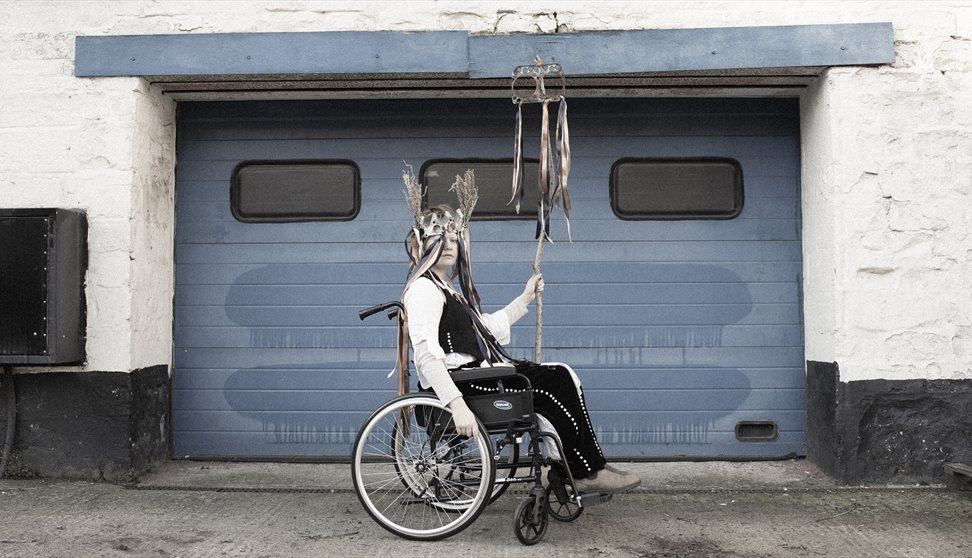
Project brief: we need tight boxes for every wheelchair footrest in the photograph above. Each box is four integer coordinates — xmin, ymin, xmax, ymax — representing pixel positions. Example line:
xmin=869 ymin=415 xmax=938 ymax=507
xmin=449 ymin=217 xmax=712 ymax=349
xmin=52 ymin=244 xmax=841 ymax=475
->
xmin=578 ymin=492 xmax=614 ymax=507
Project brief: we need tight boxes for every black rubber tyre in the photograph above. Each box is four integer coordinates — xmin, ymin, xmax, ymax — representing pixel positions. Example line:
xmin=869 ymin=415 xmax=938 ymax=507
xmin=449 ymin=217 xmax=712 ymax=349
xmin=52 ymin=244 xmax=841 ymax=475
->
xmin=513 ymin=497 xmax=548 ymax=545
xmin=545 ymin=483 xmax=584 ymax=522
xmin=352 ymin=394 xmax=495 ymax=541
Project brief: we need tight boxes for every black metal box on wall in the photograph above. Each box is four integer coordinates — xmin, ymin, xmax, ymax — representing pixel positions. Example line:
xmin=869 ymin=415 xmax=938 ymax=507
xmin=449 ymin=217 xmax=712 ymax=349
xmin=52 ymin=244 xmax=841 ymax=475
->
xmin=0 ymin=209 xmax=87 ymax=364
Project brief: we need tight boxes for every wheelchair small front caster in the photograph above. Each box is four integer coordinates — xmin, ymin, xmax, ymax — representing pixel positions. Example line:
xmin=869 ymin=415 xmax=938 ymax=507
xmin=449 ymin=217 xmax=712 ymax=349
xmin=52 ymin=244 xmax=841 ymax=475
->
xmin=544 ymin=465 xmax=583 ymax=522
xmin=545 ymin=484 xmax=583 ymax=522
xmin=513 ymin=496 xmax=548 ymax=545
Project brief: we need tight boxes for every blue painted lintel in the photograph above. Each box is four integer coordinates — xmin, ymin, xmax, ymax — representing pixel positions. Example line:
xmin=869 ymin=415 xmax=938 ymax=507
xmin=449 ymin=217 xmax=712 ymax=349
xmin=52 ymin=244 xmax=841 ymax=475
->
xmin=74 ymin=31 xmax=469 ymax=77
xmin=74 ymin=23 xmax=894 ymax=79
xmin=469 ymin=23 xmax=895 ymax=77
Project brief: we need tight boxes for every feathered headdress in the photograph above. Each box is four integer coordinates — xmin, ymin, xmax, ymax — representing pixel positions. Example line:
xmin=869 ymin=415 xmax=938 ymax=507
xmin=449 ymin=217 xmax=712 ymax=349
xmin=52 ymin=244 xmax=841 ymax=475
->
xmin=395 ymin=166 xmax=482 ymax=396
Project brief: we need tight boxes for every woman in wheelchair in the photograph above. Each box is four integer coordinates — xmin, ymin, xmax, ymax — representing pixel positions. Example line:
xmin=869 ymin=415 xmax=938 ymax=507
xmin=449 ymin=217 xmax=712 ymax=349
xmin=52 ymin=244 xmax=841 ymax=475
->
xmin=399 ymin=204 xmax=641 ymax=495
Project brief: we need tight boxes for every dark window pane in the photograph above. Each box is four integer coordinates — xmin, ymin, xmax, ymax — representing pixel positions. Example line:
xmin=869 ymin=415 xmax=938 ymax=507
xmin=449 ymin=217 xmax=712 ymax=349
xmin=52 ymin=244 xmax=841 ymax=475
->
xmin=0 ymin=216 xmax=48 ymax=355
xmin=422 ymin=159 xmax=539 ymax=220
xmin=610 ymin=158 xmax=743 ymax=220
xmin=231 ymin=161 xmax=360 ymax=222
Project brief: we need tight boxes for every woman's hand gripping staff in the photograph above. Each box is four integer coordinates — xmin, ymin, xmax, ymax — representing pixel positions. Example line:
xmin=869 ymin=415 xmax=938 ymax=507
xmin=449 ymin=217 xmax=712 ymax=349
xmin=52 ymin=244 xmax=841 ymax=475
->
xmin=523 ymin=272 xmax=544 ymax=303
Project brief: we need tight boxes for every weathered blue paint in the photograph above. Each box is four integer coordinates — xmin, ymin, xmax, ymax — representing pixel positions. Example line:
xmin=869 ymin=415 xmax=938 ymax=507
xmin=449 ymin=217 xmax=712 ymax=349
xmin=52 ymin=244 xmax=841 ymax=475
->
xmin=74 ymin=31 xmax=468 ymax=77
xmin=76 ymin=24 xmax=893 ymax=78
xmin=469 ymin=23 xmax=895 ymax=77
xmin=173 ymin=97 xmax=804 ymax=459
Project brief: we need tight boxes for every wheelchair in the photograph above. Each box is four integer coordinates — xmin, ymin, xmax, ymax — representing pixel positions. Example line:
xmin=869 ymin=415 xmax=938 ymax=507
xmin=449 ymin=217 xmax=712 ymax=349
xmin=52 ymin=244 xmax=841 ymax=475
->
xmin=351 ymin=301 xmax=613 ymax=544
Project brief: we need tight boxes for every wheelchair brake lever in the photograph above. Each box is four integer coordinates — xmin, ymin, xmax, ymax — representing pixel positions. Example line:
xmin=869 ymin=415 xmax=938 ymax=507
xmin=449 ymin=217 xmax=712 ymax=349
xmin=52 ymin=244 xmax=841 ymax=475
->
xmin=359 ymin=301 xmax=403 ymax=321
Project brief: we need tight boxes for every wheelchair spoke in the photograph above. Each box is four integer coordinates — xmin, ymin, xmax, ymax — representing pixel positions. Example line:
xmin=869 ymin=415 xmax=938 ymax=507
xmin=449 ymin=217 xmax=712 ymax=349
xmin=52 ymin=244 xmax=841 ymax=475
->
xmin=352 ymin=395 xmax=495 ymax=540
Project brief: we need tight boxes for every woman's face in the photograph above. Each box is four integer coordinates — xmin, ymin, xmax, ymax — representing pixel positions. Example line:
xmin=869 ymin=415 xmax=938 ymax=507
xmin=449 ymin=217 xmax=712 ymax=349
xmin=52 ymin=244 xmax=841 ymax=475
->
xmin=431 ymin=232 xmax=458 ymax=275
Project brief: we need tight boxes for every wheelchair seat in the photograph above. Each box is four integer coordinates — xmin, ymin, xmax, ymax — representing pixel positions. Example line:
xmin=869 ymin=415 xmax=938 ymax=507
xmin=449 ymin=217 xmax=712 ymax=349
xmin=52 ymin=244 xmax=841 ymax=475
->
xmin=451 ymin=364 xmax=534 ymax=428
xmin=449 ymin=362 xmax=517 ymax=383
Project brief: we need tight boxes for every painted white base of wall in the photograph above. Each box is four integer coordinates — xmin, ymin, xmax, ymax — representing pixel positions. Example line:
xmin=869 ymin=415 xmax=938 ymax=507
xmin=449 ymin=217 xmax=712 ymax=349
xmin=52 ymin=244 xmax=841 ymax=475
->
xmin=1 ymin=1 xmax=970 ymax=382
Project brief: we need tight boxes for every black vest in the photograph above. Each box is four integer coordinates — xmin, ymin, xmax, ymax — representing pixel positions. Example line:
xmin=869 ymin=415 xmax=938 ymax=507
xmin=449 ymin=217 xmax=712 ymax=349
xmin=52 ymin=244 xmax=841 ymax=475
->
xmin=438 ymin=292 xmax=486 ymax=362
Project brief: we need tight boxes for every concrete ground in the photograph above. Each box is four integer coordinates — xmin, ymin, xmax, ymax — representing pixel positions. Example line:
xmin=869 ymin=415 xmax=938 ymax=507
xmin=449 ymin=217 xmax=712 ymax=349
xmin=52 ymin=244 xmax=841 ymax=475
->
xmin=1 ymin=459 xmax=970 ymax=558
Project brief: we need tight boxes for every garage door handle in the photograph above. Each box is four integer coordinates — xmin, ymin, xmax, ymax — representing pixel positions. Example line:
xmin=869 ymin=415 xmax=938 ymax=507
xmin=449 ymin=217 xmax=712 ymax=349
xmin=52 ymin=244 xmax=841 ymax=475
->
xmin=359 ymin=301 xmax=403 ymax=321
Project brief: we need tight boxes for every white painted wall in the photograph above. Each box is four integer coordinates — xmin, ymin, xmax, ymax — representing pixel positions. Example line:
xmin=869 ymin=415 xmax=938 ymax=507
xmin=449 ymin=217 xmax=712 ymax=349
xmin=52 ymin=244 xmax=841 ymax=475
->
xmin=801 ymin=9 xmax=972 ymax=381
xmin=2 ymin=1 xmax=969 ymax=381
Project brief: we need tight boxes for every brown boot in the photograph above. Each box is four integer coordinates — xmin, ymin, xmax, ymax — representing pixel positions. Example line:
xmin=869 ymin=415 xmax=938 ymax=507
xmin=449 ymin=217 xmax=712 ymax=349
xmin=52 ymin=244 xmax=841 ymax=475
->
xmin=573 ymin=465 xmax=641 ymax=493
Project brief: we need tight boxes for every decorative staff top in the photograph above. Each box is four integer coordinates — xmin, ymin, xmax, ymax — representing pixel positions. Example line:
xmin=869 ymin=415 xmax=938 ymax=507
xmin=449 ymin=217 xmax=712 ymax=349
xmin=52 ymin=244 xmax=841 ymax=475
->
xmin=509 ymin=57 xmax=572 ymax=362
xmin=511 ymin=56 xmax=566 ymax=104
xmin=509 ymin=56 xmax=572 ymax=241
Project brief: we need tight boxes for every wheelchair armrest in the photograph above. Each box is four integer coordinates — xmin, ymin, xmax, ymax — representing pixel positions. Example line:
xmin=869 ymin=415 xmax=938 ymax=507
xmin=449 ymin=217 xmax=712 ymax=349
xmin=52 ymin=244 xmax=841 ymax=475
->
xmin=450 ymin=363 xmax=518 ymax=384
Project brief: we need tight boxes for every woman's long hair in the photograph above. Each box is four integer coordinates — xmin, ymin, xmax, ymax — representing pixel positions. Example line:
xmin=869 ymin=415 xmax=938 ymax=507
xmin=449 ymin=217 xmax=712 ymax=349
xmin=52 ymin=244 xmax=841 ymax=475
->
xmin=395 ymin=206 xmax=484 ymax=396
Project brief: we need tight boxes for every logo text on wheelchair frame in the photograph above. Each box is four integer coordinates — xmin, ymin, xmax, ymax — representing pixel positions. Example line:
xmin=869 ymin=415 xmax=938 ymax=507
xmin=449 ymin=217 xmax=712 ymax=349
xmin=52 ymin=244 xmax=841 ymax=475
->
xmin=493 ymin=400 xmax=513 ymax=411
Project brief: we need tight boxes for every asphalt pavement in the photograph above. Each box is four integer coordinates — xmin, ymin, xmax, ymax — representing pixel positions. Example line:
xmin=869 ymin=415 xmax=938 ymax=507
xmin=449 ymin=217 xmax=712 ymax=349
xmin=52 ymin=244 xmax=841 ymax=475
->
xmin=1 ymin=459 xmax=969 ymax=558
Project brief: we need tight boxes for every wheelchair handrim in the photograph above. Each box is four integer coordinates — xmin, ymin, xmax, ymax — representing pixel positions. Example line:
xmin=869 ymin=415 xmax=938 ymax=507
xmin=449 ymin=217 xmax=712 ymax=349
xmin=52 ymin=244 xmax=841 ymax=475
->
xmin=352 ymin=394 xmax=495 ymax=540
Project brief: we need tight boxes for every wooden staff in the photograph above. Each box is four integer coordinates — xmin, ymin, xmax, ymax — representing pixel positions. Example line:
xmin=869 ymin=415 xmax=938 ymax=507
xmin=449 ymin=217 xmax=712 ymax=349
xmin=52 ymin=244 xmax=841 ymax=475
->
xmin=510 ymin=57 xmax=570 ymax=364
xmin=533 ymin=237 xmax=544 ymax=362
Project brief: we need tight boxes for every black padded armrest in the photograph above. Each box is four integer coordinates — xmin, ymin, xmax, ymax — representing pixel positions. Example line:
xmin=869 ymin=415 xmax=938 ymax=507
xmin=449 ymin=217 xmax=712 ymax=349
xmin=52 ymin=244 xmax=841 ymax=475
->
xmin=450 ymin=363 xmax=518 ymax=384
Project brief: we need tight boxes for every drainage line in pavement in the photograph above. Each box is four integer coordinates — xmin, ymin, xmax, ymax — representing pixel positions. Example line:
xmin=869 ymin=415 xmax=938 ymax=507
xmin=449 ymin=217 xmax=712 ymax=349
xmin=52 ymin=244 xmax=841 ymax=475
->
xmin=123 ymin=484 xmax=356 ymax=494
xmin=123 ymin=484 xmax=947 ymax=495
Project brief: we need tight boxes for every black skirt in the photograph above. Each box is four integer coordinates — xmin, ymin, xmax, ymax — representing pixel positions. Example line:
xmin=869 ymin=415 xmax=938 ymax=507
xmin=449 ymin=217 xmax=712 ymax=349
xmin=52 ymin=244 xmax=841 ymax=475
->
xmin=458 ymin=361 xmax=607 ymax=479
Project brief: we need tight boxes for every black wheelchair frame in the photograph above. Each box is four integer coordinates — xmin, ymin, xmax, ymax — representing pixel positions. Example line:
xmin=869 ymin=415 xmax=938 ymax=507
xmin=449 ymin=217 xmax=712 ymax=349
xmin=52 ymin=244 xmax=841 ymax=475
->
xmin=351 ymin=301 xmax=612 ymax=544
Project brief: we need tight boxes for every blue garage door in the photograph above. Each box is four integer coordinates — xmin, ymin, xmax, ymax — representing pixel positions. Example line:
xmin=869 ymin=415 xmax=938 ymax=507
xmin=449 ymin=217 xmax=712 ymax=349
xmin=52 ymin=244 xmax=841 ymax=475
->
xmin=173 ymin=98 xmax=804 ymax=459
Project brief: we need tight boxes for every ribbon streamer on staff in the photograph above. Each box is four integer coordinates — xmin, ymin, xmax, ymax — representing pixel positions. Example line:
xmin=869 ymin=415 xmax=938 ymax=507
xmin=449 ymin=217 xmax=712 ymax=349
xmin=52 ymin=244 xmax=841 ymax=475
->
xmin=509 ymin=57 xmax=572 ymax=362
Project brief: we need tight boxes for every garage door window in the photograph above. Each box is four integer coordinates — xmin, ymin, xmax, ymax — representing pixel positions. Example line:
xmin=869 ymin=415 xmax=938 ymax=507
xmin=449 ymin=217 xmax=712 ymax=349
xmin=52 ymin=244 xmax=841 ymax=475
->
xmin=231 ymin=160 xmax=360 ymax=222
xmin=610 ymin=158 xmax=743 ymax=220
xmin=421 ymin=159 xmax=538 ymax=220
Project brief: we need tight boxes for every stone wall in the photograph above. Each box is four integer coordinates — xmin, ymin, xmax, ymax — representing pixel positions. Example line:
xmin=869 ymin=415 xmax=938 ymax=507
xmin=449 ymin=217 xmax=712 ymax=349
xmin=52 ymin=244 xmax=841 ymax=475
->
xmin=1 ymin=1 xmax=970 ymax=481
xmin=3 ymin=1 xmax=969 ymax=384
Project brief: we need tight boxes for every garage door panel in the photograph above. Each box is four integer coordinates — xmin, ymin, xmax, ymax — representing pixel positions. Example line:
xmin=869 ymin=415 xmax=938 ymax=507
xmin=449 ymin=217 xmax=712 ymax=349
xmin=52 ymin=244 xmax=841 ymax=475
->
xmin=590 ymin=412 xmax=807 ymax=434
xmin=175 ymin=323 xmax=803 ymax=350
xmin=173 ymin=300 xmax=798 ymax=330
xmin=174 ymin=407 xmax=805 ymax=437
xmin=511 ymin=347 xmax=803 ymax=369
xmin=180 ymin=211 xmax=800 ymax=244
xmin=177 ymin=142 xmax=796 ymax=177
xmin=585 ymin=388 xmax=804 ymax=412
xmin=174 ymin=97 xmax=804 ymax=459
xmin=172 ymin=366 xmax=805 ymax=392
xmin=537 ymin=303 xmax=798 ymax=326
xmin=173 ymin=410 xmax=372 ymax=434
xmin=175 ymin=368 xmax=397 ymax=392
xmin=590 ymin=367 xmax=805 ymax=389
xmin=174 ymin=433 xmax=360 ymax=459
xmin=596 ymin=435 xmax=805 ymax=458
xmin=174 ymin=389 xmax=392 ymax=412
xmin=511 ymin=323 xmax=805 ymax=347
xmin=178 ymin=147 xmax=798 ymax=174
xmin=175 ymin=347 xmax=363 ymax=369
xmin=180 ymin=137 xmax=520 ymax=162
xmin=175 ymin=260 xmax=804 ymax=286
xmin=176 ymin=240 xmax=803 ymax=264
xmin=178 ymin=172 xmax=797 ymax=204
xmin=177 ymin=262 xmax=412 ymax=285
xmin=180 ymin=114 xmax=798 ymax=143
xmin=175 ymin=282 xmax=797 ymax=307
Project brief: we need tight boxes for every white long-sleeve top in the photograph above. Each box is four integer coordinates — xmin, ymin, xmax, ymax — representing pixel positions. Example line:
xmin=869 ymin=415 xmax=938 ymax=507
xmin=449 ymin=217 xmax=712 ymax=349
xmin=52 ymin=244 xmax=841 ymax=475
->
xmin=402 ymin=276 xmax=530 ymax=406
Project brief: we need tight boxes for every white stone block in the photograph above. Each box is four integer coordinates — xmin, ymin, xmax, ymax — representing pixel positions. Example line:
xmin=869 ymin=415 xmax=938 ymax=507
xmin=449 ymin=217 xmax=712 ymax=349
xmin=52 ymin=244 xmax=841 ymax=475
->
xmin=4 ymin=0 xmax=972 ymax=385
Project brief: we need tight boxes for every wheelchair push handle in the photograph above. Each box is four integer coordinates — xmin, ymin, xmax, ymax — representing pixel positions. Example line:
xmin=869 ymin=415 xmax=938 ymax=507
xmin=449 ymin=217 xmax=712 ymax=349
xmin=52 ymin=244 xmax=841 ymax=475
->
xmin=358 ymin=301 xmax=404 ymax=321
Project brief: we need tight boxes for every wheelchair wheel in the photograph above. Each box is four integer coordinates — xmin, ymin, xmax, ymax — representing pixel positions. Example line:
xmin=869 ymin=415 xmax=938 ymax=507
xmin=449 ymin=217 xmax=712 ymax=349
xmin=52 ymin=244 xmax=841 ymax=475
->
xmin=545 ymin=483 xmax=583 ymax=522
xmin=513 ymin=496 xmax=548 ymax=545
xmin=390 ymin=414 xmax=514 ymax=505
xmin=352 ymin=394 xmax=495 ymax=541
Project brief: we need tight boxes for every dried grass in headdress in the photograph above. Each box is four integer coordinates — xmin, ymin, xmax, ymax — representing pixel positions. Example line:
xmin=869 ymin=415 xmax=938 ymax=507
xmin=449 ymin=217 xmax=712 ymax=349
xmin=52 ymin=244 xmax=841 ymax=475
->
xmin=448 ymin=169 xmax=483 ymax=309
xmin=402 ymin=163 xmax=425 ymax=227
xmin=449 ymin=168 xmax=477 ymax=228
